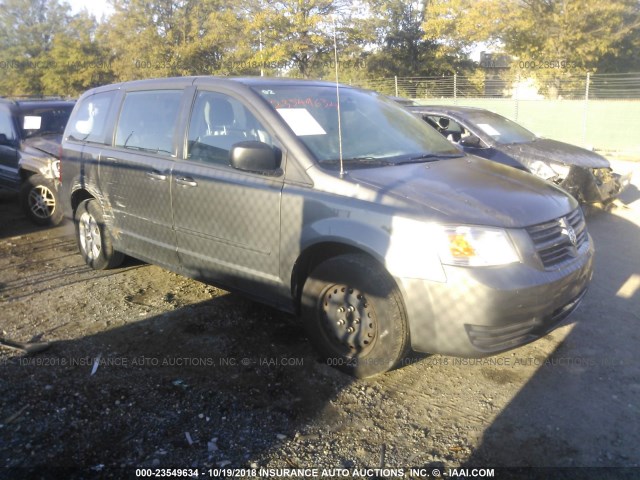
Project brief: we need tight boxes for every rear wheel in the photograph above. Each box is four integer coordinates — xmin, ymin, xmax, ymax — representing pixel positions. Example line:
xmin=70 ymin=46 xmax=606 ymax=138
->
xmin=301 ymin=254 xmax=409 ymax=378
xmin=74 ymin=199 xmax=124 ymax=270
xmin=20 ymin=174 xmax=63 ymax=226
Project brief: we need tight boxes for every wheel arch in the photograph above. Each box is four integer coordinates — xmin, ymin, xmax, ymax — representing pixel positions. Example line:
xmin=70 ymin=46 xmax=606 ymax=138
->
xmin=291 ymin=239 xmax=406 ymax=318
xmin=70 ymin=188 xmax=97 ymax=215
xmin=19 ymin=168 xmax=34 ymax=182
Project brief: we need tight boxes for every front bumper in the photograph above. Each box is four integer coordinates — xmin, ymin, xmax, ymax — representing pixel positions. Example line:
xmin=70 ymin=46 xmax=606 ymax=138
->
xmin=399 ymin=235 xmax=594 ymax=357
xmin=561 ymin=167 xmax=631 ymax=204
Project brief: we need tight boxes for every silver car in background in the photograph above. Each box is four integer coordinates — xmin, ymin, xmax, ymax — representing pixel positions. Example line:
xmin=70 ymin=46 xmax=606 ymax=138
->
xmin=406 ymin=104 xmax=631 ymax=205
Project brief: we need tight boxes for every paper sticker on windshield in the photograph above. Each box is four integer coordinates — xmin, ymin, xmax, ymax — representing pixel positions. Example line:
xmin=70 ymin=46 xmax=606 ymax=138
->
xmin=476 ymin=123 xmax=500 ymax=136
xmin=276 ymin=108 xmax=326 ymax=136
xmin=23 ymin=116 xmax=42 ymax=130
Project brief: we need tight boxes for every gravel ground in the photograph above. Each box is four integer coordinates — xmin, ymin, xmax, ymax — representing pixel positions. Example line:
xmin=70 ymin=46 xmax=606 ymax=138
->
xmin=1 ymin=160 xmax=639 ymax=480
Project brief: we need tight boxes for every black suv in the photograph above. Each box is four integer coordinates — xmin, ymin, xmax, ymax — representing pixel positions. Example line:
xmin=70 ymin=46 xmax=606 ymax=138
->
xmin=0 ymin=98 xmax=74 ymax=225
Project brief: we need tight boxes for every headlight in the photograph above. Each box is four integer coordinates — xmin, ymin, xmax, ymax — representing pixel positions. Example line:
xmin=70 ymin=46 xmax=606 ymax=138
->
xmin=529 ymin=160 xmax=571 ymax=181
xmin=385 ymin=217 xmax=520 ymax=279
xmin=437 ymin=226 xmax=520 ymax=267
xmin=385 ymin=218 xmax=446 ymax=281
xmin=50 ymin=159 xmax=61 ymax=179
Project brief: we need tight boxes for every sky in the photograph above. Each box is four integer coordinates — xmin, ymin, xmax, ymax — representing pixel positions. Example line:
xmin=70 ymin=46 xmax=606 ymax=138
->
xmin=64 ymin=0 xmax=114 ymax=19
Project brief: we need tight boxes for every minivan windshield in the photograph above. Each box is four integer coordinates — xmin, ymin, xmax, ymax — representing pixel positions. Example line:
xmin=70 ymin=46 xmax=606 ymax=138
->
xmin=254 ymin=85 xmax=462 ymax=168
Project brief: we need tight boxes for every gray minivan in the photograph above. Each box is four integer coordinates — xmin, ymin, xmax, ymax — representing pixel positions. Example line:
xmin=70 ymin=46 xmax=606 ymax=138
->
xmin=60 ymin=77 xmax=594 ymax=377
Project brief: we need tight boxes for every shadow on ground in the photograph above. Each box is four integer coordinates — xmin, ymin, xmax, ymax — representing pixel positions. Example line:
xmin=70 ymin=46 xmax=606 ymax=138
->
xmin=462 ymin=207 xmax=640 ymax=473
xmin=0 ymin=293 xmax=357 ymax=479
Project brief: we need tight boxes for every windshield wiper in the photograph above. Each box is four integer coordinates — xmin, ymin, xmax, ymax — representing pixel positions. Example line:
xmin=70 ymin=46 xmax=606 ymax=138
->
xmin=320 ymin=157 xmax=396 ymax=167
xmin=396 ymin=152 xmax=464 ymax=165
xmin=123 ymin=145 xmax=173 ymax=155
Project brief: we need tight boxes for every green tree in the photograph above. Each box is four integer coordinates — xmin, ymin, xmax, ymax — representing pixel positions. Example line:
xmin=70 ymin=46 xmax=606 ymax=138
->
xmin=41 ymin=12 xmax=114 ymax=96
xmin=423 ymin=0 xmax=640 ymax=73
xmin=595 ymin=2 xmax=640 ymax=73
xmin=103 ymin=0 xmax=250 ymax=80
xmin=242 ymin=0 xmax=346 ymax=78
xmin=0 ymin=0 xmax=70 ymax=95
xmin=361 ymin=0 xmax=429 ymax=76
xmin=355 ymin=0 xmax=476 ymax=80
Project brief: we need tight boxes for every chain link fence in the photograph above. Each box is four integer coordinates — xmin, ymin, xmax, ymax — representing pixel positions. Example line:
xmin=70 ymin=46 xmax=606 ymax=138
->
xmin=354 ymin=72 xmax=640 ymax=155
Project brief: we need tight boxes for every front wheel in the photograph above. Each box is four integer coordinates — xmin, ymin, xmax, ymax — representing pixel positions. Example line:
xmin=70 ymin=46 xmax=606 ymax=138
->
xmin=20 ymin=174 xmax=63 ymax=226
xmin=301 ymin=254 xmax=409 ymax=378
xmin=74 ymin=199 xmax=124 ymax=270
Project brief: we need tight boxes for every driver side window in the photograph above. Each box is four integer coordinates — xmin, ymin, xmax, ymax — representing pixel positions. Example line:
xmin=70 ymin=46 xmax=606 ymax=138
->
xmin=0 ymin=109 xmax=17 ymax=144
xmin=187 ymin=91 xmax=272 ymax=165
xmin=426 ymin=115 xmax=466 ymax=143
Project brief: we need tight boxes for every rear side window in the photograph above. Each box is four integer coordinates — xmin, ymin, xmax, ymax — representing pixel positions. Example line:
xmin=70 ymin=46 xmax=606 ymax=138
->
xmin=67 ymin=91 xmax=115 ymax=144
xmin=115 ymin=90 xmax=182 ymax=156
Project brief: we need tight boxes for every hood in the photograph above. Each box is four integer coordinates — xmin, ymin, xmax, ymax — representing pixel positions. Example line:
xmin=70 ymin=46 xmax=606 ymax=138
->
xmin=347 ymin=156 xmax=576 ymax=228
xmin=22 ymin=134 xmax=62 ymax=158
xmin=499 ymin=138 xmax=610 ymax=169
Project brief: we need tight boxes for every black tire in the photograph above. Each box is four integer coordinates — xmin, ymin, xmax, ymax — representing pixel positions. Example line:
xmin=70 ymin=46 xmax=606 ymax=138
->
xmin=20 ymin=174 xmax=63 ymax=226
xmin=301 ymin=253 xmax=409 ymax=378
xmin=74 ymin=199 xmax=124 ymax=270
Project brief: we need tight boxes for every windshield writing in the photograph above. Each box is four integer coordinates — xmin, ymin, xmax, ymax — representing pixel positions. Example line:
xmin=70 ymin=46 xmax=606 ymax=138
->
xmin=255 ymin=85 xmax=461 ymax=168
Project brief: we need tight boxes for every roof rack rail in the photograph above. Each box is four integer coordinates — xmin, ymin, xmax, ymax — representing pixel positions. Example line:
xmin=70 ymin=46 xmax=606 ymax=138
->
xmin=18 ymin=95 xmax=68 ymax=100
xmin=0 ymin=95 xmax=70 ymax=102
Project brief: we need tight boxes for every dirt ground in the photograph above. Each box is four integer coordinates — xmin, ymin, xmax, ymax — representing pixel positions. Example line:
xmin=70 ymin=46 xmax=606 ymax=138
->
xmin=1 ymin=160 xmax=639 ymax=479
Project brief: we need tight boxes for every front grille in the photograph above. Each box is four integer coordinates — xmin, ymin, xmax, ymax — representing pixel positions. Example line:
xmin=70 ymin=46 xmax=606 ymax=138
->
xmin=526 ymin=208 xmax=588 ymax=269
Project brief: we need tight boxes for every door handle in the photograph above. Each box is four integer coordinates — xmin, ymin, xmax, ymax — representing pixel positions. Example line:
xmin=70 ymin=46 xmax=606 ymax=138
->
xmin=146 ymin=171 xmax=167 ymax=181
xmin=175 ymin=176 xmax=198 ymax=187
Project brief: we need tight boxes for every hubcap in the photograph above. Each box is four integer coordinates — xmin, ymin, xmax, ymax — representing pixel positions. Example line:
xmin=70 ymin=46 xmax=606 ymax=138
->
xmin=28 ymin=185 xmax=56 ymax=219
xmin=321 ymin=285 xmax=376 ymax=355
xmin=78 ymin=211 xmax=101 ymax=261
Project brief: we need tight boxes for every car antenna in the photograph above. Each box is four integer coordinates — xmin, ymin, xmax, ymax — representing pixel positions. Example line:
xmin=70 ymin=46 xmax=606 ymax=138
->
xmin=332 ymin=15 xmax=344 ymax=177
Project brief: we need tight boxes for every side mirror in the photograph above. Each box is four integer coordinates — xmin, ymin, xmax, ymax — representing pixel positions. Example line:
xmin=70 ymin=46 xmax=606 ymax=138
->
xmin=230 ymin=141 xmax=281 ymax=172
xmin=460 ymin=135 xmax=482 ymax=148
